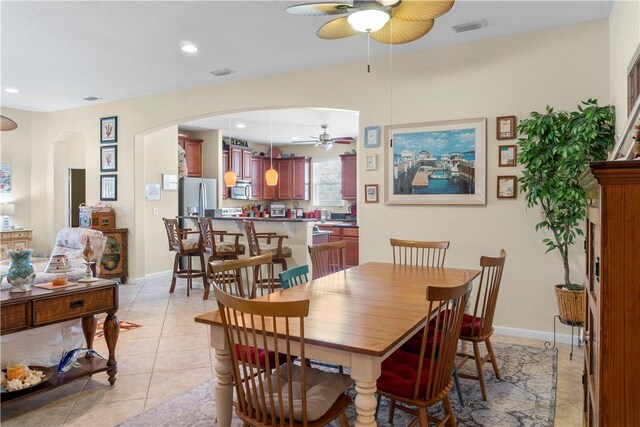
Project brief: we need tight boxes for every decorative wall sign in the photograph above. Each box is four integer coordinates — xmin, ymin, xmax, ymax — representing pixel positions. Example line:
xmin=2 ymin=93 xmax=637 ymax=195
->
xmin=364 ymin=184 xmax=379 ymax=203
xmin=497 ymin=175 xmax=517 ymax=199
xmin=101 ymin=116 xmax=118 ymax=143
xmin=365 ymin=154 xmax=378 ymax=171
xmin=385 ymin=118 xmax=487 ymax=205
xmin=496 ymin=116 xmax=517 ymax=140
xmin=162 ymin=174 xmax=178 ymax=191
xmin=364 ymin=126 xmax=380 ymax=148
xmin=0 ymin=164 xmax=11 ymax=193
xmin=100 ymin=174 xmax=117 ymax=201
xmin=498 ymin=145 xmax=517 ymax=167
xmin=100 ymin=145 xmax=117 ymax=172
xmin=145 ymin=183 xmax=161 ymax=201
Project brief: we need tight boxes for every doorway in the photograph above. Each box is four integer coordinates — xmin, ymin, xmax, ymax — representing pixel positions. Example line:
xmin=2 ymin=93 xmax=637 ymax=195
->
xmin=68 ymin=168 xmax=86 ymax=227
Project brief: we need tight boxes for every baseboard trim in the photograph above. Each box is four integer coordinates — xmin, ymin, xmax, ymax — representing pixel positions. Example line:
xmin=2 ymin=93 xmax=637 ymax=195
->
xmin=494 ymin=325 xmax=582 ymax=346
xmin=145 ymin=270 xmax=172 ymax=280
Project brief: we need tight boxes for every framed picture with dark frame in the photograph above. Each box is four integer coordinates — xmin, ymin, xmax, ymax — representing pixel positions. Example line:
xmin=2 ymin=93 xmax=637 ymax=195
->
xmin=497 ymin=175 xmax=517 ymax=199
xmin=100 ymin=174 xmax=117 ymax=201
xmin=365 ymin=184 xmax=379 ymax=203
xmin=100 ymin=145 xmax=117 ymax=172
xmin=496 ymin=116 xmax=516 ymax=140
xmin=498 ymin=144 xmax=517 ymax=167
xmin=101 ymin=116 xmax=118 ymax=143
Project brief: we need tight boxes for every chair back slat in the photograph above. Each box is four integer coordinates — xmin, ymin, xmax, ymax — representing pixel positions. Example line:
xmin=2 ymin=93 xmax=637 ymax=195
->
xmin=243 ymin=220 xmax=262 ymax=257
xmin=413 ymin=276 xmax=470 ymax=401
xmin=198 ymin=216 xmax=216 ymax=254
xmin=467 ymin=249 xmax=507 ymax=337
xmin=209 ymin=254 xmax=274 ymax=298
xmin=163 ymin=218 xmax=182 ymax=252
xmin=390 ymin=238 xmax=450 ymax=267
xmin=279 ymin=265 xmax=310 ymax=289
xmin=213 ymin=285 xmax=310 ymax=426
xmin=308 ymin=241 xmax=347 ymax=279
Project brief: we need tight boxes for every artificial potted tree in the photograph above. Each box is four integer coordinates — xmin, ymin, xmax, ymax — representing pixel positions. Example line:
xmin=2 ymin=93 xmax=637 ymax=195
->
xmin=517 ymin=99 xmax=615 ymax=324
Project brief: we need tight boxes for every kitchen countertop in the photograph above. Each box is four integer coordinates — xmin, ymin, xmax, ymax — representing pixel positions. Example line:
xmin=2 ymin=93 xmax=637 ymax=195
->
xmin=214 ymin=216 xmax=316 ymax=223
xmin=315 ymin=221 xmax=359 ymax=228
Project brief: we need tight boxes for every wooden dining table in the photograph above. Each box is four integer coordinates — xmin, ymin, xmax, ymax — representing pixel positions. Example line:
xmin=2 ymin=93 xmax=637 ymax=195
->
xmin=195 ymin=261 xmax=480 ymax=427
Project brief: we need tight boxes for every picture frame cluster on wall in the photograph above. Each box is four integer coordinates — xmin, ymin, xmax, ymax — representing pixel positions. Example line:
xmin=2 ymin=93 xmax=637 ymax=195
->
xmin=496 ymin=115 xmax=519 ymax=200
xmin=100 ymin=116 xmax=118 ymax=201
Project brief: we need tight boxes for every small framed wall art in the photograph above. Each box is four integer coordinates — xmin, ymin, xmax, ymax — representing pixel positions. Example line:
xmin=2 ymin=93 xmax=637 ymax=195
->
xmin=496 ymin=115 xmax=516 ymax=140
xmin=364 ymin=126 xmax=380 ymax=148
xmin=101 ymin=116 xmax=118 ymax=143
xmin=100 ymin=145 xmax=117 ymax=172
xmin=365 ymin=184 xmax=379 ymax=203
xmin=162 ymin=173 xmax=178 ymax=191
xmin=145 ymin=183 xmax=161 ymax=201
xmin=365 ymin=154 xmax=378 ymax=171
xmin=498 ymin=144 xmax=517 ymax=167
xmin=100 ymin=174 xmax=117 ymax=201
xmin=497 ymin=175 xmax=517 ymax=199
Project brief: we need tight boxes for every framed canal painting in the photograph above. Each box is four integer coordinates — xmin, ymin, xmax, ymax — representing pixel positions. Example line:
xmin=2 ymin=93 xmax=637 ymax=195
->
xmin=384 ymin=118 xmax=486 ymax=205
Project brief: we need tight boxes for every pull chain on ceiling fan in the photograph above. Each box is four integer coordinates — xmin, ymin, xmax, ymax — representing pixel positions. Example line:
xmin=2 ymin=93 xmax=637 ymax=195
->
xmin=285 ymin=0 xmax=454 ymax=45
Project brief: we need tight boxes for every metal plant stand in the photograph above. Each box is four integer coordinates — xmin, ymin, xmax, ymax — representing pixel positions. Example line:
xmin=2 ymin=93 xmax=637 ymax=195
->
xmin=544 ymin=314 xmax=583 ymax=360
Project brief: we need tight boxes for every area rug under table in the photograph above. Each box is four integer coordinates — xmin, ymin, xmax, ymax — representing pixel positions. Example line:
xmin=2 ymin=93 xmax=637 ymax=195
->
xmin=119 ymin=343 xmax=557 ymax=426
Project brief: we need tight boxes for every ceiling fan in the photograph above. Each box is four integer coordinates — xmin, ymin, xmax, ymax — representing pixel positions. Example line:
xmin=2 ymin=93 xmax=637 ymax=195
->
xmin=292 ymin=124 xmax=355 ymax=150
xmin=285 ymin=0 xmax=455 ymax=45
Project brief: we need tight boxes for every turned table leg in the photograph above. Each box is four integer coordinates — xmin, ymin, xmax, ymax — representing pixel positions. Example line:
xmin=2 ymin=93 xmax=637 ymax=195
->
xmin=350 ymin=354 xmax=381 ymax=427
xmin=211 ymin=326 xmax=233 ymax=426
xmin=82 ymin=314 xmax=97 ymax=351
xmin=103 ymin=311 xmax=119 ymax=385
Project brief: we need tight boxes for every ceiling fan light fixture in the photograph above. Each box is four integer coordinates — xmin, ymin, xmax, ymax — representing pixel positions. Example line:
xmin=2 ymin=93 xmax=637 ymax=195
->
xmin=318 ymin=142 xmax=334 ymax=151
xmin=348 ymin=9 xmax=389 ymax=33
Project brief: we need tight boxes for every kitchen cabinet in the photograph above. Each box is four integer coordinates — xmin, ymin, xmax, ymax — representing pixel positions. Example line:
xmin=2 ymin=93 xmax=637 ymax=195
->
xmin=316 ymin=225 xmax=359 ymax=268
xmin=340 ymin=154 xmax=357 ymax=200
xmin=259 ymin=157 xmax=311 ymax=201
xmin=178 ymin=135 xmax=203 ymax=178
xmin=277 ymin=158 xmax=293 ymax=200
xmin=222 ymin=150 xmax=229 ymax=199
xmin=229 ymin=146 xmax=253 ymax=181
xmin=250 ymin=156 xmax=264 ymax=200
xmin=292 ymin=157 xmax=311 ymax=200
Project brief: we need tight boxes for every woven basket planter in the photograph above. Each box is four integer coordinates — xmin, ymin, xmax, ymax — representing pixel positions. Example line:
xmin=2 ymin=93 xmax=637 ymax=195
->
xmin=554 ymin=284 xmax=585 ymax=324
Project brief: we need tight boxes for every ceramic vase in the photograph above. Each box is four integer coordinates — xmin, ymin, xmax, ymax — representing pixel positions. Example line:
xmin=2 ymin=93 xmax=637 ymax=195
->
xmin=7 ymin=248 xmax=36 ymax=293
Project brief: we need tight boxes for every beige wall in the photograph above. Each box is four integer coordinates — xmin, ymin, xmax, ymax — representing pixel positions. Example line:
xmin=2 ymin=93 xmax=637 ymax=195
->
xmin=609 ymin=0 xmax=640 ymax=134
xmin=2 ymin=19 xmax=611 ymax=336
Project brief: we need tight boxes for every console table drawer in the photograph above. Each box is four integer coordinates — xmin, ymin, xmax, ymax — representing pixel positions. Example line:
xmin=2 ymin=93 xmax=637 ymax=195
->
xmin=1 ymin=302 xmax=32 ymax=333
xmin=34 ymin=289 xmax=116 ymax=325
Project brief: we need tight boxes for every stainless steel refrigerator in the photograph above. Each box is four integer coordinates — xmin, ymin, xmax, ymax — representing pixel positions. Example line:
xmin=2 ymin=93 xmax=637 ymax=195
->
xmin=178 ymin=177 xmax=217 ymax=229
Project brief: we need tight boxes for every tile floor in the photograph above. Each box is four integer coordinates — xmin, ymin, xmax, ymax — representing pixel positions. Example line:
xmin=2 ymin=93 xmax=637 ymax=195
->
xmin=1 ymin=274 xmax=584 ymax=426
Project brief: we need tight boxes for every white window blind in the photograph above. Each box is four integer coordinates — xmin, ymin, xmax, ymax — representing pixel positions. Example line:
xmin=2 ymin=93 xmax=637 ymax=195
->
xmin=313 ymin=159 xmax=344 ymax=207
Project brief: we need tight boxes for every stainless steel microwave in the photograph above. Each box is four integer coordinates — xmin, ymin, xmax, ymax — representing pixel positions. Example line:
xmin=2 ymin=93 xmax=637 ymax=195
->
xmin=231 ymin=181 xmax=252 ymax=200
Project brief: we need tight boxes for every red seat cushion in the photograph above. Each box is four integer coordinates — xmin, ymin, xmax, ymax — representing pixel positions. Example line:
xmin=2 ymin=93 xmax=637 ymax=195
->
xmin=460 ymin=314 xmax=483 ymax=337
xmin=401 ymin=329 xmax=441 ymax=356
xmin=377 ymin=349 xmax=437 ymax=398
xmin=234 ymin=345 xmax=288 ymax=368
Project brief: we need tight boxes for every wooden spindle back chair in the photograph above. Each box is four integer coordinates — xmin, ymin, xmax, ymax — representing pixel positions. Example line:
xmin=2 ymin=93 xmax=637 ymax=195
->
xmin=308 ymin=240 xmax=347 ymax=279
xmin=207 ymin=253 xmax=273 ymax=300
xmin=162 ymin=217 xmax=206 ymax=297
xmin=213 ymin=285 xmax=350 ymax=426
xmin=390 ymin=238 xmax=450 ymax=267
xmin=457 ymin=249 xmax=507 ymax=401
xmin=197 ymin=217 xmax=245 ymax=265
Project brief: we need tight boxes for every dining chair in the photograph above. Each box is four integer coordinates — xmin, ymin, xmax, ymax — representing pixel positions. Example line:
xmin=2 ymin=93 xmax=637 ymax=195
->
xmin=213 ymin=284 xmax=352 ymax=426
xmin=308 ymin=240 xmax=346 ymax=279
xmin=376 ymin=276 xmax=471 ymax=427
xmin=278 ymin=264 xmax=310 ymax=289
xmin=243 ymin=220 xmax=291 ymax=292
xmin=456 ymin=249 xmax=507 ymax=401
xmin=207 ymin=253 xmax=273 ymax=300
xmin=197 ymin=216 xmax=245 ymax=267
xmin=390 ymin=238 xmax=450 ymax=267
xmin=162 ymin=217 xmax=206 ymax=297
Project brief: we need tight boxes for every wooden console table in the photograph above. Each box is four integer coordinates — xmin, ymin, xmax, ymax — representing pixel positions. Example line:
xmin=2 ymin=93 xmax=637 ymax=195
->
xmin=0 ymin=279 xmax=119 ymax=403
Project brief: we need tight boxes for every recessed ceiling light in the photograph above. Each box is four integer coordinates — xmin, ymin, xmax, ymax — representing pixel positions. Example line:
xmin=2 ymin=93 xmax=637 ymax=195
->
xmin=452 ymin=20 xmax=484 ymax=33
xmin=210 ymin=68 xmax=234 ymax=77
xmin=292 ymin=137 xmax=299 ymax=140
xmin=83 ymin=96 xmax=100 ymax=101
xmin=181 ymin=44 xmax=198 ymax=53
xmin=5 ymin=88 xmax=19 ymax=94
xmin=236 ymin=123 xmax=246 ymax=129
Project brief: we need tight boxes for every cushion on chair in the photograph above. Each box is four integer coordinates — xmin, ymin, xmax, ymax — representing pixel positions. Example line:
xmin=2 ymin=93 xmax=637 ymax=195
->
xmin=400 ymin=330 xmax=441 ymax=356
xmin=217 ymin=243 xmax=245 ymax=254
xmin=259 ymin=244 xmax=292 ymax=257
xmin=460 ymin=314 xmax=483 ymax=337
xmin=377 ymin=349 xmax=438 ymax=399
xmin=264 ymin=363 xmax=352 ymax=422
xmin=235 ymin=344 xmax=289 ymax=368
xmin=182 ymin=238 xmax=200 ymax=251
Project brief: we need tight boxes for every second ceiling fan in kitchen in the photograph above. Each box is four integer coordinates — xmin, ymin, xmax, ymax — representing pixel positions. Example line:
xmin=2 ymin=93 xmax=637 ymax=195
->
xmin=292 ymin=124 xmax=355 ymax=151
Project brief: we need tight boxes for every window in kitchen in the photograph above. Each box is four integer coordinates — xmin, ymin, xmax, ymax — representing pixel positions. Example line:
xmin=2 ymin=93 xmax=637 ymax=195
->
xmin=313 ymin=158 xmax=344 ymax=207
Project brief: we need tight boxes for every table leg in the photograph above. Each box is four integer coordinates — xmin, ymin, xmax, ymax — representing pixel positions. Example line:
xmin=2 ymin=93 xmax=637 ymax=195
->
xmin=350 ymin=354 xmax=381 ymax=427
xmin=82 ymin=314 xmax=97 ymax=350
xmin=211 ymin=326 xmax=233 ymax=426
xmin=103 ymin=311 xmax=119 ymax=385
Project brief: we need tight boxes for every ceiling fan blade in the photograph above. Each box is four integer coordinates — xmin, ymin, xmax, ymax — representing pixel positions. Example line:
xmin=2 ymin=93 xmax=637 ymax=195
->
xmin=333 ymin=137 xmax=355 ymax=144
xmin=317 ymin=16 xmax=361 ymax=40
xmin=391 ymin=0 xmax=455 ymax=21
xmin=1 ymin=115 xmax=18 ymax=131
xmin=370 ymin=17 xmax=434 ymax=44
xmin=291 ymin=140 xmax=317 ymax=144
xmin=285 ymin=2 xmax=351 ymax=16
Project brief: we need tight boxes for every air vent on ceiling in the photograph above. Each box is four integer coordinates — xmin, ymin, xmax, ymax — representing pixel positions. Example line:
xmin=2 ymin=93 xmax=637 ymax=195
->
xmin=210 ymin=68 xmax=234 ymax=77
xmin=452 ymin=20 xmax=484 ymax=33
xmin=83 ymin=96 xmax=100 ymax=101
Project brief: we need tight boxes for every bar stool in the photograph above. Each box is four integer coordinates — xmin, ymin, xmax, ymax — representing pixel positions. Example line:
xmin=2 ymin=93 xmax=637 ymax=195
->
xmin=243 ymin=220 xmax=291 ymax=295
xmin=162 ymin=217 xmax=206 ymax=297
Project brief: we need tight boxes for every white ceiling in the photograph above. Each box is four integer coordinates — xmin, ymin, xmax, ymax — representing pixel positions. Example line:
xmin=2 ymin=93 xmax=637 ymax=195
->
xmin=0 ymin=1 xmax=612 ymax=144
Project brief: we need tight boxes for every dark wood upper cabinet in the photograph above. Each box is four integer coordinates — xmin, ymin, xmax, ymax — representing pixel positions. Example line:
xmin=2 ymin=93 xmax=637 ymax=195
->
xmin=251 ymin=156 xmax=264 ymax=200
xmin=242 ymin=149 xmax=253 ymax=181
xmin=277 ymin=158 xmax=293 ymax=200
xmin=292 ymin=157 xmax=311 ymax=200
xmin=340 ymin=154 xmax=357 ymax=200
xmin=178 ymin=135 xmax=203 ymax=178
xmin=222 ymin=150 xmax=229 ymax=199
